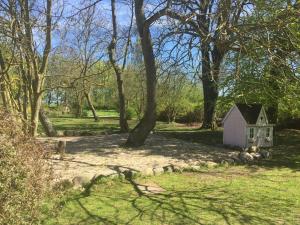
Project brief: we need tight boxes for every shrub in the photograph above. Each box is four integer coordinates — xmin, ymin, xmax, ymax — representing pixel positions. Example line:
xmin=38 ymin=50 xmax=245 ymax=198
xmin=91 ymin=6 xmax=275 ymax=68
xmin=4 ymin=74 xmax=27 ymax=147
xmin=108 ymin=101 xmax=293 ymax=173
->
xmin=82 ymin=110 xmax=89 ymax=117
xmin=157 ymin=106 xmax=177 ymax=123
xmin=176 ymin=106 xmax=203 ymax=124
xmin=126 ymin=107 xmax=135 ymax=120
xmin=0 ymin=110 xmax=52 ymax=225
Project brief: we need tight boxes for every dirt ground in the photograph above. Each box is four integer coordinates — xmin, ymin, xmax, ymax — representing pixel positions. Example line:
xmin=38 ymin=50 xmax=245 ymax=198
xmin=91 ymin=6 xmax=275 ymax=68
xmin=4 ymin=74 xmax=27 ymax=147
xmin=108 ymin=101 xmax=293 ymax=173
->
xmin=40 ymin=134 xmax=235 ymax=182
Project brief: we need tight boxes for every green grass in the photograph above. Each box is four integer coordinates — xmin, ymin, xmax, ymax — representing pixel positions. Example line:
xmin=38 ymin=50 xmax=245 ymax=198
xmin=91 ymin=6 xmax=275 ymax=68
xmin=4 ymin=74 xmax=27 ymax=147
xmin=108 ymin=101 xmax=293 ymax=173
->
xmin=41 ymin=128 xmax=300 ymax=224
xmin=42 ymin=166 xmax=300 ymax=225
xmin=85 ymin=109 xmax=119 ymax=118
xmin=45 ymin=116 xmax=199 ymax=135
xmin=50 ymin=117 xmax=122 ymax=134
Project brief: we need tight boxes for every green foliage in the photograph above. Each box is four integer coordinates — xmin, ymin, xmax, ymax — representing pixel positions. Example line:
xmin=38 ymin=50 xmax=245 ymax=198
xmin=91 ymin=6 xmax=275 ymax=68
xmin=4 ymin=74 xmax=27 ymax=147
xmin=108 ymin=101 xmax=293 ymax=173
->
xmin=126 ymin=107 xmax=135 ymax=120
xmin=157 ymin=72 xmax=203 ymax=123
xmin=0 ymin=111 xmax=52 ymax=225
xmin=218 ymin=0 xmax=300 ymax=122
xmin=175 ymin=105 xmax=204 ymax=124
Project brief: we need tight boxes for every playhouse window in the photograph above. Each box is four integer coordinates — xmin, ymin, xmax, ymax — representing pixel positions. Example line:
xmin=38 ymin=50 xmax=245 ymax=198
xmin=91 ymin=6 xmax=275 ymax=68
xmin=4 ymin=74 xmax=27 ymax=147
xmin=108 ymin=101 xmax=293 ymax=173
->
xmin=266 ymin=128 xmax=270 ymax=137
xmin=249 ymin=128 xmax=254 ymax=138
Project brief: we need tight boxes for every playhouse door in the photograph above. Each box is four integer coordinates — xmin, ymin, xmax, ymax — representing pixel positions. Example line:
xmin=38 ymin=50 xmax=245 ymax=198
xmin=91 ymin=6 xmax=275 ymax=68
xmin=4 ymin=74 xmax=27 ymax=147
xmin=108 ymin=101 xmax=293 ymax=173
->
xmin=257 ymin=128 xmax=266 ymax=147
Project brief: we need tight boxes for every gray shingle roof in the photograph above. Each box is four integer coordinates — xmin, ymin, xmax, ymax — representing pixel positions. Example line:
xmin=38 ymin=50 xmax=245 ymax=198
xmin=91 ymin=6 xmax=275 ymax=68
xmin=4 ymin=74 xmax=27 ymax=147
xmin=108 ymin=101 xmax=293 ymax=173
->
xmin=236 ymin=103 xmax=263 ymax=124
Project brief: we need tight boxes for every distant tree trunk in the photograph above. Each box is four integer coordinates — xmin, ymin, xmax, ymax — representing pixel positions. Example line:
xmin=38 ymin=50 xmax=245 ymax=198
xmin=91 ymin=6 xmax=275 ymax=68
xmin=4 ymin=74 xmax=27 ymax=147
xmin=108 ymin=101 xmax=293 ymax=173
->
xmin=0 ymin=81 xmax=10 ymax=110
xmin=125 ymin=0 xmax=157 ymax=147
xmin=22 ymin=80 xmax=29 ymax=133
xmin=30 ymin=83 xmax=43 ymax=136
xmin=75 ymin=97 xmax=84 ymax=118
xmin=108 ymin=0 xmax=129 ymax=132
xmin=84 ymin=92 xmax=99 ymax=121
xmin=0 ymin=50 xmax=13 ymax=111
xmin=47 ymin=91 xmax=52 ymax=105
xmin=39 ymin=107 xmax=57 ymax=136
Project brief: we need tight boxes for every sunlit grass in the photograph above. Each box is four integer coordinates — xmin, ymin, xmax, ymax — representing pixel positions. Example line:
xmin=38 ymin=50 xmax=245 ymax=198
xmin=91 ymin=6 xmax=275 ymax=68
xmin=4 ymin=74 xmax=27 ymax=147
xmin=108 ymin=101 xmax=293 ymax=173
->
xmin=42 ymin=166 xmax=300 ymax=225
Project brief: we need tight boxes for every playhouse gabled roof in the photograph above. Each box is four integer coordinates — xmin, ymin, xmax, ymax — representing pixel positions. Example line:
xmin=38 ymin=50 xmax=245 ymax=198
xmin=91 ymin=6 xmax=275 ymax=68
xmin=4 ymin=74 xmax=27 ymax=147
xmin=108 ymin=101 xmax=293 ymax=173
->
xmin=236 ymin=103 xmax=263 ymax=124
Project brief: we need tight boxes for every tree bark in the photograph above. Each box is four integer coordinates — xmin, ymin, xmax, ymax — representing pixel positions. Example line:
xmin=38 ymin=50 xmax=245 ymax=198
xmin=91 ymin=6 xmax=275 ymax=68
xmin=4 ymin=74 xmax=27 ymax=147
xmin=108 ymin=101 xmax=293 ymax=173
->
xmin=200 ymin=46 xmax=224 ymax=130
xmin=125 ymin=0 xmax=157 ymax=147
xmin=23 ymin=0 xmax=52 ymax=136
xmin=75 ymin=97 xmax=84 ymax=118
xmin=0 ymin=50 xmax=13 ymax=111
xmin=30 ymin=84 xmax=43 ymax=136
xmin=201 ymin=47 xmax=217 ymax=129
xmin=39 ymin=107 xmax=57 ymax=137
xmin=108 ymin=0 xmax=129 ymax=132
xmin=84 ymin=92 xmax=99 ymax=121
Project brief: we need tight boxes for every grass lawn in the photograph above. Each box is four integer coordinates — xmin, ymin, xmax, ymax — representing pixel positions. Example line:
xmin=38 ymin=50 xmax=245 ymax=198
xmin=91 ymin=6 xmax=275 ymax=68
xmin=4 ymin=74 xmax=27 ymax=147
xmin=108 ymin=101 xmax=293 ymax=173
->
xmin=42 ymin=166 xmax=300 ymax=225
xmin=49 ymin=117 xmax=124 ymax=134
xmin=46 ymin=115 xmax=200 ymax=135
xmin=41 ymin=128 xmax=300 ymax=225
xmin=86 ymin=109 xmax=119 ymax=118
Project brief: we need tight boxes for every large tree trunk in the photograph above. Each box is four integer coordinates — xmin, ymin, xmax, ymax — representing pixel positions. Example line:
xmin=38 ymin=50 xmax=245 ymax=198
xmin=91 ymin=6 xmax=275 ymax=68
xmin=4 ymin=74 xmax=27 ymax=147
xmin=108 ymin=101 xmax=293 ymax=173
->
xmin=108 ymin=0 xmax=129 ymax=133
xmin=201 ymin=46 xmax=223 ymax=130
xmin=39 ymin=107 xmax=57 ymax=136
xmin=84 ymin=92 xmax=99 ymax=121
xmin=200 ymin=46 xmax=217 ymax=130
xmin=125 ymin=0 xmax=157 ymax=147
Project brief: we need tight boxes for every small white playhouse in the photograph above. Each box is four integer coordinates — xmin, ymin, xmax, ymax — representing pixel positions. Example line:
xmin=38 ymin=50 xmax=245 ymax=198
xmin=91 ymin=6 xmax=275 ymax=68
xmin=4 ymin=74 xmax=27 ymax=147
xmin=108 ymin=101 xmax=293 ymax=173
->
xmin=222 ymin=104 xmax=274 ymax=148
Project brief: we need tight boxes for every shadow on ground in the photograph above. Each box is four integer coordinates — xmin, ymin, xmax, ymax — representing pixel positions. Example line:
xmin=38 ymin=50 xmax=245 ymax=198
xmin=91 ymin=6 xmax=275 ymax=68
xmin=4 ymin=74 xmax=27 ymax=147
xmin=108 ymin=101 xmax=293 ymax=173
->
xmin=159 ymin=129 xmax=300 ymax=171
xmin=44 ymin=167 xmax=300 ymax=225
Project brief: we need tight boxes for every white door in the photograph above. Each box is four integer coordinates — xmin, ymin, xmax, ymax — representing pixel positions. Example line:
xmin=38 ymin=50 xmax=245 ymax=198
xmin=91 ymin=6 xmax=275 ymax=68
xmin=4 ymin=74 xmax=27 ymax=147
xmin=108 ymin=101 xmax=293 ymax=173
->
xmin=257 ymin=127 xmax=265 ymax=147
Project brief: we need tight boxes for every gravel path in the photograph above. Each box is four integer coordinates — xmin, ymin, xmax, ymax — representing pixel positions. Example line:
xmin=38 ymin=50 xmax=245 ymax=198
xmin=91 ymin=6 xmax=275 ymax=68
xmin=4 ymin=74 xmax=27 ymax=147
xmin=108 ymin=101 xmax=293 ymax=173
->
xmin=40 ymin=134 xmax=235 ymax=182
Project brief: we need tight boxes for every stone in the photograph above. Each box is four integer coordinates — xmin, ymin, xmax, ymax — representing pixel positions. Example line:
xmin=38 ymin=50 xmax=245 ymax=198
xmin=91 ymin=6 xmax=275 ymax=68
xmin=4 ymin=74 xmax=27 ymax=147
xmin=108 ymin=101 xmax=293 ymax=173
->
xmin=122 ymin=170 xmax=140 ymax=179
xmin=56 ymin=140 xmax=66 ymax=159
xmin=239 ymin=152 xmax=254 ymax=162
xmin=72 ymin=176 xmax=90 ymax=188
xmin=199 ymin=161 xmax=218 ymax=168
xmin=249 ymin=146 xmax=259 ymax=153
xmin=250 ymin=152 xmax=262 ymax=160
xmin=221 ymin=158 xmax=235 ymax=165
xmin=229 ymin=152 xmax=240 ymax=161
xmin=260 ymin=150 xmax=271 ymax=159
xmin=220 ymin=160 xmax=229 ymax=166
xmin=54 ymin=179 xmax=73 ymax=190
xmin=231 ymin=157 xmax=240 ymax=163
xmin=189 ymin=165 xmax=201 ymax=171
xmin=163 ymin=165 xmax=174 ymax=173
xmin=56 ymin=131 xmax=64 ymax=137
xmin=142 ymin=168 xmax=155 ymax=176
xmin=153 ymin=167 xmax=164 ymax=175
xmin=172 ymin=165 xmax=184 ymax=172
xmin=242 ymin=147 xmax=249 ymax=152
xmin=206 ymin=161 xmax=218 ymax=168
xmin=136 ymin=183 xmax=165 ymax=194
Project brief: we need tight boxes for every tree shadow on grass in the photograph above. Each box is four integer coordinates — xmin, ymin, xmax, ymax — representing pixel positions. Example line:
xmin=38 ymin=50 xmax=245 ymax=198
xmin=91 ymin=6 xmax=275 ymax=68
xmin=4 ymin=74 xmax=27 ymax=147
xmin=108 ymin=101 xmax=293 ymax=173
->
xmin=52 ymin=175 xmax=297 ymax=225
xmin=45 ymin=165 xmax=299 ymax=225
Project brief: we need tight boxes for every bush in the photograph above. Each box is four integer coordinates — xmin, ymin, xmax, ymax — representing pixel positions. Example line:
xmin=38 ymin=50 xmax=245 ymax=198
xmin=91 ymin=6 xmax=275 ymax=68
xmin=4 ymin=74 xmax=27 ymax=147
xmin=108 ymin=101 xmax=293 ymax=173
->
xmin=126 ymin=107 xmax=135 ymax=120
xmin=157 ymin=107 xmax=177 ymax=123
xmin=176 ymin=106 xmax=203 ymax=124
xmin=0 ymin=110 xmax=52 ymax=225
xmin=82 ymin=110 xmax=89 ymax=117
xmin=277 ymin=118 xmax=300 ymax=130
